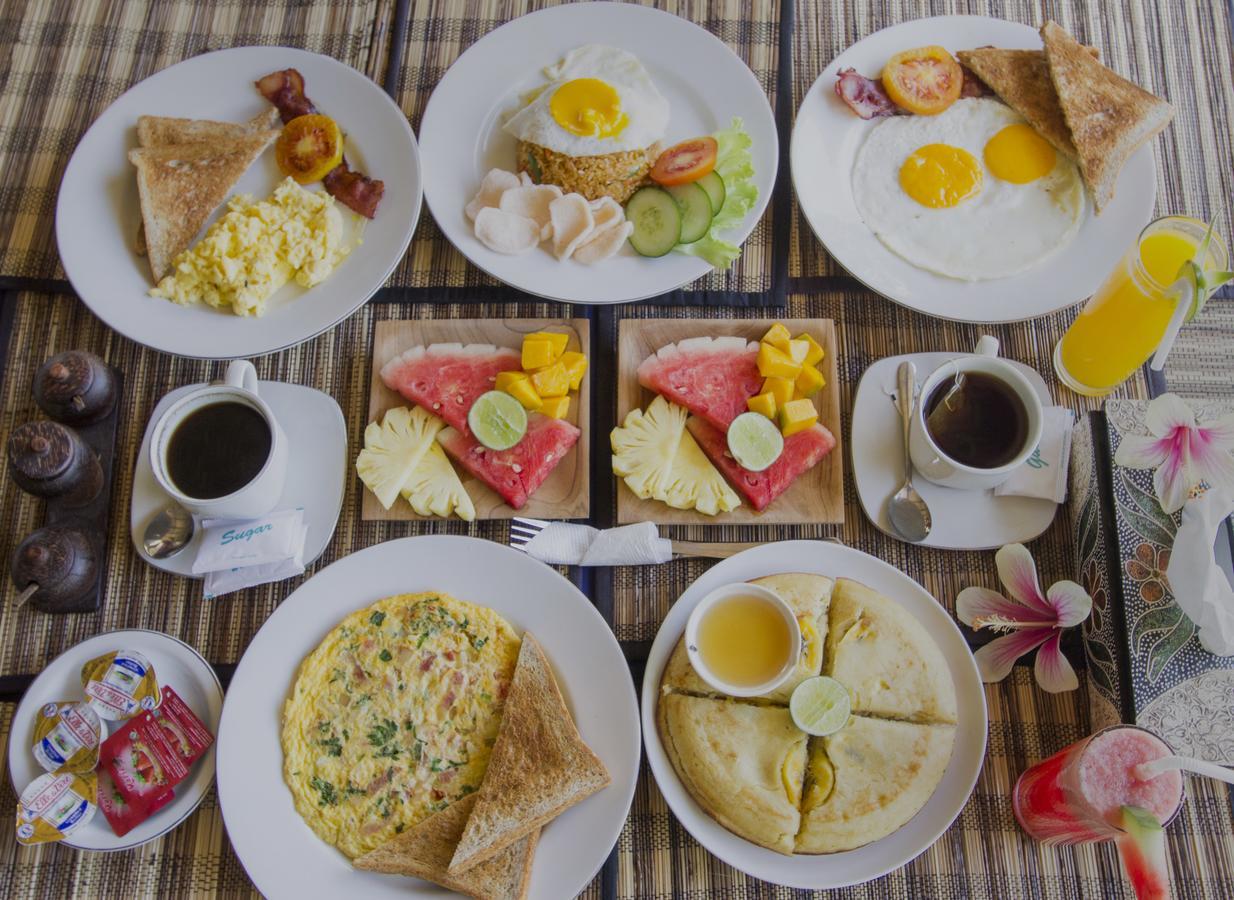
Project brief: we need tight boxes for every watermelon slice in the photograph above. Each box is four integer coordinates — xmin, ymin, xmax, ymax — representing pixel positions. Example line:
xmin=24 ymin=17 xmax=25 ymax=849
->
xmin=637 ymin=336 xmax=764 ymax=432
xmin=437 ymin=414 xmax=580 ymax=509
xmin=380 ymin=343 xmax=521 ymax=434
xmin=1116 ymin=805 xmax=1171 ymax=900
xmin=686 ymin=416 xmax=835 ymax=511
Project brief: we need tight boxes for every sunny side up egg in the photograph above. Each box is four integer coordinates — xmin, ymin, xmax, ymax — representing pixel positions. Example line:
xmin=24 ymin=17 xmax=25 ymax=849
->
xmin=852 ymin=98 xmax=1085 ymax=281
xmin=503 ymin=44 xmax=670 ymax=157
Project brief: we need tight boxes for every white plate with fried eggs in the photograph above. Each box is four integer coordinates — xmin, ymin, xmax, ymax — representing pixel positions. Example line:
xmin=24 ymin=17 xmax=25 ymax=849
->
xmin=791 ymin=16 xmax=1157 ymax=323
xmin=419 ymin=2 xmax=777 ymax=304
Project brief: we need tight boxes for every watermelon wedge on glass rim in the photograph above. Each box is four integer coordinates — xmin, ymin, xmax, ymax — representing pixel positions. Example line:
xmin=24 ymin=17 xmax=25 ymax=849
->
xmin=637 ymin=336 xmax=764 ymax=432
xmin=437 ymin=415 xmax=580 ymax=510
xmin=381 ymin=343 xmax=521 ymax=434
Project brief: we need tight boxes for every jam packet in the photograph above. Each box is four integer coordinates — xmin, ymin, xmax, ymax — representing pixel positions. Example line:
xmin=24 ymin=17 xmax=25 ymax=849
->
xmin=97 ymin=710 xmax=188 ymax=835
xmin=192 ymin=508 xmax=305 ymax=575
xmin=16 ymin=771 xmax=98 ymax=845
xmin=31 ymin=700 xmax=104 ymax=775
xmin=97 ymin=766 xmax=173 ymax=837
xmin=80 ymin=650 xmax=162 ymax=720
xmin=149 ymin=686 xmax=214 ymax=766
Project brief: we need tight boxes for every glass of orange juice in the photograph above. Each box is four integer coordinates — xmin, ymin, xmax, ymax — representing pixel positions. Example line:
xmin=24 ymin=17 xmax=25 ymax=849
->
xmin=1054 ymin=216 xmax=1227 ymax=396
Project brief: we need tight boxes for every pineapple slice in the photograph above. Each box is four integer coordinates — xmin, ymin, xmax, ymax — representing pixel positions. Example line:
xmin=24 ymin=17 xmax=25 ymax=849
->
xmin=661 ymin=427 xmax=740 ymax=515
xmin=356 ymin=406 xmax=443 ymax=508
xmin=400 ymin=441 xmax=475 ymax=521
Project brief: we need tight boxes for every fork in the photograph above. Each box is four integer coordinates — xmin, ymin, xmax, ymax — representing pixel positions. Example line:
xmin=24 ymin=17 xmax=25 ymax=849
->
xmin=509 ymin=517 xmax=813 ymax=560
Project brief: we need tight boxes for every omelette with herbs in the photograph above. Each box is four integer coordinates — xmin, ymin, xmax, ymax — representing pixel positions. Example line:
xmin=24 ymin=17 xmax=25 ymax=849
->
xmin=282 ymin=592 xmax=520 ymax=859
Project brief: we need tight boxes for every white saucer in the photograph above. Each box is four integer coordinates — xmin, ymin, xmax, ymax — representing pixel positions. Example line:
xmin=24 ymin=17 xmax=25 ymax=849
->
xmin=851 ymin=353 xmax=1057 ymax=550
xmin=130 ymin=381 xmax=347 ymax=577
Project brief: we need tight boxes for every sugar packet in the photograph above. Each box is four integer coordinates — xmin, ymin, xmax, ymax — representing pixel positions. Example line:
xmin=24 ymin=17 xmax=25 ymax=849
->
xmin=202 ymin=520 xmax=308 ymax=599
xmin=192 ymin=508 xmax=305 ymax=575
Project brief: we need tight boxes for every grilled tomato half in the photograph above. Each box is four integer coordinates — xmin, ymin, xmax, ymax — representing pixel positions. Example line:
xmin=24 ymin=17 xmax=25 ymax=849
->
xmin=881 ymin=46 xmax=962 ymax=115
xmin=650 ymin=136 xmax=718 ymax=186
xmin=275 ymin=113 xmax=344 ymax=184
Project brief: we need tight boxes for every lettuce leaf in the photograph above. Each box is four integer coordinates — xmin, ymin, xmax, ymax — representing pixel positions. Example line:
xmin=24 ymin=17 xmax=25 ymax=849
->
xmin=673 ymin=117 xmax=759 ymax=270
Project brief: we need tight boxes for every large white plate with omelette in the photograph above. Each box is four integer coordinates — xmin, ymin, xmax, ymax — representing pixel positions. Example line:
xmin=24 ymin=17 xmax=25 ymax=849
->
xmin=57 ymin=46 xmax=421 ymax=360
xmin=642 ymin=541 xmax=987 ymax=889
xmin=216 ymin=536 xmax=639 ymax=899
xmin=791 ymin=16 xmax=1157 ymax=323
xmin=419 ymin=3 xmax=777 ymax=304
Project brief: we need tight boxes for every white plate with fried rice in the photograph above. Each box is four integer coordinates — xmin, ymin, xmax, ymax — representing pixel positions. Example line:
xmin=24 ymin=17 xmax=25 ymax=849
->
xmin=419 ymin=2 xmax=777 ymax=304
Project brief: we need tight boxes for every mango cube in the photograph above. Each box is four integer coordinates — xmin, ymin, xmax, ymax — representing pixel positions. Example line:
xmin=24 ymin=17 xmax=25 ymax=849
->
xmin=795 ymin=333 xmax=825 ymax=367
xmin=794 ymin=364 xmax=826 ymax=398
xmin=761 ymin=322 xmax=792 ymax=352
xmin=786 ymin=339 xmax=811 ymax=367
xmin=559 ymin=351 xmax=588 ymax=390
xmin=522 ymin=331 xmax=568 ymax=366
xmin=496 ymin=371 xmax=542 ymax=411
xmin=530 ymin=361 xmax=569 ymax=398
xmin=747 ymin=392 xmax=777 ymax=420
xmin=539 ymin=396 xmax=571 ymax=419
xmin=780 ymin=398 xmax=819 ymax=437
xmin=757 ymin=342 xmax=802 ymax=380
xmin=762 ymin=376 xmax=795 ymax=408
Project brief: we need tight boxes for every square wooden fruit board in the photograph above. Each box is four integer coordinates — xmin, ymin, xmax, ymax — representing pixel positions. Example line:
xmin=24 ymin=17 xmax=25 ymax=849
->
xmin=364 ymin=318 xmax=590 ymax=521
xmin=616 ymin=318 xmax=843 ymax=525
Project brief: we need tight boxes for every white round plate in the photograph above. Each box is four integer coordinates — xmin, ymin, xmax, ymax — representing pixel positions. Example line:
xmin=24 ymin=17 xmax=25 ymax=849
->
xmin=641 ymin=541 xmax=987 ymax=889
xmin=56 ymin=47 xmax=421 ymax=359
xmin=8 ymin=630 xmax=223 ymax=852
xmin=217 ymin=536 xmax=640 ymax=899
xmin=419 ymin=2 xmax=776 ymax=304
xmin=791 ymin=16 xmax=1156 ymax=323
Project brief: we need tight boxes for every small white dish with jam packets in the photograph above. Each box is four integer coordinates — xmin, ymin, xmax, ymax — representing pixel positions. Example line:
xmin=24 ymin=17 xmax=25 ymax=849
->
xmin=852 ymin=346 xmax=1062 ymax=550
xmin=131 ymin=366 xmax=346 ymax=579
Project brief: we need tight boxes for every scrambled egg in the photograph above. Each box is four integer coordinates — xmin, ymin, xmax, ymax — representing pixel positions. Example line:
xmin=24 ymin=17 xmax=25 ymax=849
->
xmin=149 ymin=176 xmax=350 ymax=317
xmin=281 ymin=592 xmax=520 ymax=859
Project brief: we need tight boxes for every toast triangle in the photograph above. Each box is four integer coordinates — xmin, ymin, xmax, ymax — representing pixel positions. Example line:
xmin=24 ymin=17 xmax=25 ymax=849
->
xmin=136 ymin=107 xmax=279 ymax=147
xmin=1041 ymin=20 xmax=1173 ymax=212
xmin=448 ymin=633 xmax=610 ymax=874
xmin=956 ymin=48 xmax=1078 ymax=160
xmin=353 ymin=793 xmax=539 ymax=900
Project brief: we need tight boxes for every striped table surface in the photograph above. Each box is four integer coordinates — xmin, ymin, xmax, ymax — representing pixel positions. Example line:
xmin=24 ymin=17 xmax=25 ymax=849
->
xmin=0 ymin=0 xmax=1232 ymax=898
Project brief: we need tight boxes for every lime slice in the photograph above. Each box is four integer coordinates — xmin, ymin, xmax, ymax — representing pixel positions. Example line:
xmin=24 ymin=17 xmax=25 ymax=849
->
xmin=468 ymin=390 xmax=528 ymax=451
xmin=790 ymin=676 xmax=851 ymax=737
xmin=727 ymin=411 xmax=784 ymax=472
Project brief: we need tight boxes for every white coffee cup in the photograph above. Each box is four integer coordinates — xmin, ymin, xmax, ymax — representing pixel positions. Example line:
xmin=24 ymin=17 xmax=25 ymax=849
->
xmin=908 ymin=336 xmax=1044 ymax=491
xmin=149 ymin=360 xmax=288 ymax=518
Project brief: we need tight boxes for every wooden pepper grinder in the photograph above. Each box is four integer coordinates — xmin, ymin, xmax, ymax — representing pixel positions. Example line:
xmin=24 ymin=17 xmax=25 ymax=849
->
xmin=7 ymin=421 xmax=104 ymax=507
xmin=10 ymin=523 xmax=100 ymax=613
xmin=34 ymin=350 xmax=118 ymax=425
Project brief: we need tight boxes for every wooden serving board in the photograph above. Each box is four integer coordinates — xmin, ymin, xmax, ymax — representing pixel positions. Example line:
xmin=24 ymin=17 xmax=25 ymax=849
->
xmin=365 ymin=319 xmax=590 ymax=521
xmin=617 ymin=318 xmax=843 ymax=525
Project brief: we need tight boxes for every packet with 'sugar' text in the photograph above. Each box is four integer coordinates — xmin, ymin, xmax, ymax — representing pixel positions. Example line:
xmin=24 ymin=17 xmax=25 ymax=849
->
xmin=192 ymin=508 xmax=305 ymax=574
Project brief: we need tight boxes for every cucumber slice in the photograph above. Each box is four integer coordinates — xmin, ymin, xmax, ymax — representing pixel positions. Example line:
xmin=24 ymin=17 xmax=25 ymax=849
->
xmin=666 ymin=182 xmax=713 ymax=245
xmin=695 ymin=170 xmax=726 ymax=214
xmin=625 ymin=186 xmax=682 ymax=258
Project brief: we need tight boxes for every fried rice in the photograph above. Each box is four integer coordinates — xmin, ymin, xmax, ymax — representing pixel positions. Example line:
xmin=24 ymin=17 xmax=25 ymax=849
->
xmin=516 ymin=140 xmax=660 ymax=203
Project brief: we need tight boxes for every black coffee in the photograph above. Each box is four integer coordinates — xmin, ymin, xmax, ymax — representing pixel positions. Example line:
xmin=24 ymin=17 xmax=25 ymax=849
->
xmin=167 ymin=401 xmax=272 ymax=499
xmin=924 ymin=372 xmax=1028 ymax=469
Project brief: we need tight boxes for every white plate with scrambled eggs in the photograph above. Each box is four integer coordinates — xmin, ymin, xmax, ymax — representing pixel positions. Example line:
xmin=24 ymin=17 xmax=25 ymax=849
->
xmin=56 ymin=47 xmax=420 ymax=359
xmin=419 ymin=3 xmax=777 ymax=304
xmin=216 ymin=535 xmax=640 ymax=899
xmin=791 ymin=16 xmax=1157 ymax=323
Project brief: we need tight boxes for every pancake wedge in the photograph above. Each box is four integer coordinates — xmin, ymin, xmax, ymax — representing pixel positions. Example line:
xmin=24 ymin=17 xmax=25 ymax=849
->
xmin=136 ymin=108 xmax=280 ymax=147
xmin=657 ymin=693 xmax=807 ymax=854
xmin=824 ymin=579 xmax=957 ymax=724
xmin=449 ymin=633 xmax=610 ymax=874
xmin=354 ymin=793 xmax=538 ymax=900
xmin=796 ymin=716 xmax=955 ymax=854
xmin=660 ymin=573 xmax=833 ymax=704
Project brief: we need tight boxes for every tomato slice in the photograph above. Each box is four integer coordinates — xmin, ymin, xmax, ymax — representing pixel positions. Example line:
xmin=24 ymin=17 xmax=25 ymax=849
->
xmin=275 ymin=113 xmax=344 ymax=184
xmin=650 ymin=137 xmax=718 ymax=186
xmin=881 ymin=46 xmax=963 ymax=115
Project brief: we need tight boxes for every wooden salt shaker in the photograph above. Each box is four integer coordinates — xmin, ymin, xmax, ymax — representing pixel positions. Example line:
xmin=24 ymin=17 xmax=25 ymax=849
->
xmin=34 ymin=351 xmax=118 ymax=425
xmin=10 ymin=523 xmax=100 ymax=613
xmin=7 ymin=421 xmax=104 ymax=507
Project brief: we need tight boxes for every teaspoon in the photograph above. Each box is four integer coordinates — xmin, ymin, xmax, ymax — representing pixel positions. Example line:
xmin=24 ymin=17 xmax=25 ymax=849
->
xmin=143 ymin=503 xmax=194 ymax=559
xmin=887 ymin=361 xmax=932 ymax=543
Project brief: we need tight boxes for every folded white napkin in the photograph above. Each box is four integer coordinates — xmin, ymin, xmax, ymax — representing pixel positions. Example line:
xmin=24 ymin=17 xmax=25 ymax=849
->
xmin=994 ymin=406 xmax=1074 ymax=503
xmin=1166 ymin=487 xmax=1234 ymax=655
xmin=521 ymin=521 xmax=673 ymax=566
xmin=193 ymin=508 xmax=309 ymax=599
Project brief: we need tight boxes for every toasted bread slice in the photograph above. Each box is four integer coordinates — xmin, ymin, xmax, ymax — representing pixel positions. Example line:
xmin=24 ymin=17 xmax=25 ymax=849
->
xmin=957 ymin=48 xmax=1078 ymax=160
xmin=354 ymin=793 xmax=539 ymax=900
xmin=136 ymin=108 xmax=279 ymax=147
xmin=1042 ymin=20 xmax=1173 ymax=212
xmin=449 ymin=633 xmax=610 ymax=874
xmin=129 ymin=130 xmax=277 ymax=281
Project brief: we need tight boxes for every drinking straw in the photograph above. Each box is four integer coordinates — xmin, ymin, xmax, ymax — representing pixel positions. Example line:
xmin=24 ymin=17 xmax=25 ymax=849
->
xmin=1135 ymin=754 xmax=1234 ymax=785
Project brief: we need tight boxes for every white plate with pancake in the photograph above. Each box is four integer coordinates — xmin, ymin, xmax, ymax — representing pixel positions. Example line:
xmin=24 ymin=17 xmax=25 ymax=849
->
xmin=419 ymin=3 xmax=777 ymax=304
xmin=642 ymin=541 xmax=987 ymax=889
xmin=791 ymin=16 xmax=1157 ymax=323
xmin=216 ymin=535 xmax=640 ymax=899
xmin=57 ymin=46 xmax=421 ymax=360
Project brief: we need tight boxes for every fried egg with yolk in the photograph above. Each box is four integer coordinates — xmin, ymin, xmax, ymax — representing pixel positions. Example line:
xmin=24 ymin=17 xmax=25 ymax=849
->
xmin=851 ymin=97 xmax=1084 ymax=281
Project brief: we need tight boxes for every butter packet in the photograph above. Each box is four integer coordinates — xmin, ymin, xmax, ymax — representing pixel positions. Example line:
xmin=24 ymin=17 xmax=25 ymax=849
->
xmin=16 ymin=771 xmax=97 ymax=845
xmin=32 ymin=701 xmax=104 ymax=775
xmin=80 ymin=650 xmax=162 ymax=721
xmin=192 ymin=508 xmax=305 ymax=575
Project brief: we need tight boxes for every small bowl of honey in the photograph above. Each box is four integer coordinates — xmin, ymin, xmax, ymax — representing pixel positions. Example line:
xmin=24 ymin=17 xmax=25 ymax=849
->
xmin=684 ymin=582 xmax=801 ymax=697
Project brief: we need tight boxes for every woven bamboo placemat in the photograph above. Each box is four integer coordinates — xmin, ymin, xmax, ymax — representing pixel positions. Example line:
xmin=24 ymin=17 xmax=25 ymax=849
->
xmin=0 ymin=0 xmax=396 ymax=284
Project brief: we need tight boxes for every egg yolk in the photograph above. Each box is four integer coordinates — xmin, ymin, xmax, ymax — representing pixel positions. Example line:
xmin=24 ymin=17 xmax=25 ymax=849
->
xmin=899 ymin=143 xmax=983 ymax=208
xmin=549 ymin=78 xmax=628 ymax=139
xmin=984 ymin=123 xmax=1057 ymax=183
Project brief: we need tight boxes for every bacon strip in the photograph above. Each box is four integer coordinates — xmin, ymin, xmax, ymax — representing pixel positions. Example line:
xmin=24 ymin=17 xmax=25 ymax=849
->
xmin=959 ymin=64 xmax=993 ymax=98
xmin=834 ymin=68 xmax=901 ymax=119
xmin=255 ymin=68 xmax=385 ymax=218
